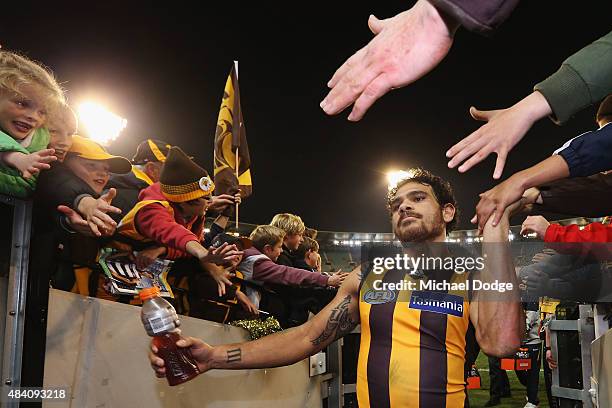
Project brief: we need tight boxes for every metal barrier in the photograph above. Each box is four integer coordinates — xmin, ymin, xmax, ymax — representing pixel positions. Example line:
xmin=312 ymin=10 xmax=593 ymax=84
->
xmin=550 ymin=304 xmax=596 ymax=407
xmin=320 ymin=327 xmax=360 ymax=408
xmin=0 ymin=195 xmax=32 ymax=408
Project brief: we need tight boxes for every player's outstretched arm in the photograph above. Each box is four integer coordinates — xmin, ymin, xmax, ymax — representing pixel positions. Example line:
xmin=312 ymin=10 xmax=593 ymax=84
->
xmin=150 ymin=270 xmax=361 ymax=376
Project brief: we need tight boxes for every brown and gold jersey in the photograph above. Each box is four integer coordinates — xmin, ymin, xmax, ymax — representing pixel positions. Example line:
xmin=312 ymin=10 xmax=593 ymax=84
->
xmin=357 ymin=268 xmax=471 ymax=407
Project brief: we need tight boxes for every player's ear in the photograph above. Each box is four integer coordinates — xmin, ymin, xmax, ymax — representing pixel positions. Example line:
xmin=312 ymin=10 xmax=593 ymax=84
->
xmin=442 ymin=203 xmax=455 ymax=224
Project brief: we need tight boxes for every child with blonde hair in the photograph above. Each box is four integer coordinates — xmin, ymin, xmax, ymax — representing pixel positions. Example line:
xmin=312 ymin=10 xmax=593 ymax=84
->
xmin=47 ymin=103 xmax=77 ymax=162
xmin=0 ymin=51 xmax=65 ymax=197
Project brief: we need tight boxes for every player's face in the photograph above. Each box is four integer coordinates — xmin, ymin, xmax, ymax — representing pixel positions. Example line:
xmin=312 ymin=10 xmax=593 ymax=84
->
xmin=389 ymin=182 xmax=451 ymax=243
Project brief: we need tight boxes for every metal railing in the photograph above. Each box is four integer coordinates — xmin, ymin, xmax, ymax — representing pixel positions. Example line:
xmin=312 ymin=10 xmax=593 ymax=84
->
xmin=0 ymin=195 xmax=32 ymax=408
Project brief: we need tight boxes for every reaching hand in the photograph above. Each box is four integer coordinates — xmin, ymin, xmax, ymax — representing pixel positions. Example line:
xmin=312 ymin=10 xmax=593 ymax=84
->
xmin=4 ymin=149 xmax=57 ymax=179
xmin=78 ymin=189 xmax=122 ymax=237
xmin=236 ymin=290 xmax=259 ymax=315
xmin=472 ymin=175 xmax=525 ymax=232
xmin=201 ymin=242 xmax=243 ymax=266
xmin=446 ymin=91 xmax=552 ymax=179
xmin=150 ymin=336 xmax=213 ymax=377
xmin=521 ymin=215 xmax=550 ymax=240
xmin=320 ymin=0 xmax=458 ymax=121
xmin=327 ymin=272 xmax=349 ymax=287
xmin=204 ymin=264 xmax=234 ymax=297
xmin=531 ymin=249 xmax=556 ymax=264
xmin=135 ymin=246 xmax=167 ymax=270
xmin=57 ymin=205 xmax=96 ymax=237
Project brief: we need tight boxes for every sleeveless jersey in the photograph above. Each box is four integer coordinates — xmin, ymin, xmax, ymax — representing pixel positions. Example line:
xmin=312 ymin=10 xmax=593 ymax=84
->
xmin=357 ymin=268 xmax=471 ymax=407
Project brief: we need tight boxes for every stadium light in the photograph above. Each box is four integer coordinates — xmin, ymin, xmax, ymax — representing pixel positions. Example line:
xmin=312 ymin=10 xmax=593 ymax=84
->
xmin=78 ymin=101 xmax=127 ymax=146
xmin=386 ymin=169 xmax=415 ymax=190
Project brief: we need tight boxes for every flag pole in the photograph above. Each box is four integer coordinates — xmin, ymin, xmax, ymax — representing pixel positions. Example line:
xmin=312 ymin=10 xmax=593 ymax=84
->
xmin=234 ymin=60 xmax=240 ymax=231
xmin=235 ymin=148 xmax=239 ymax=229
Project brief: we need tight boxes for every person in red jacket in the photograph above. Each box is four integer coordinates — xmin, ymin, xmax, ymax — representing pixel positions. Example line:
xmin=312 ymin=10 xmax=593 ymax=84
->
xmin=521 ymin=215 xmax=612 ymax=243
xmin=116 ymin=146 xmax=242 ymax=297
xmin=521 ymin=215 xmax=612 ymax=262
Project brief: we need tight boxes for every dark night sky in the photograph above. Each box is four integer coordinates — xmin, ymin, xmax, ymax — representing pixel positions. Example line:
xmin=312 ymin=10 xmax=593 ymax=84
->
xmin=2 ymin=2 xmax=611 ymax=232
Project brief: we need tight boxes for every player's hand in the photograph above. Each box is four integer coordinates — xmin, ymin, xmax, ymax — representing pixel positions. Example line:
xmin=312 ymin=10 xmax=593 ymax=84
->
xmin=150 ymin=336 xmax=213 ymax=377
xmin=320 ymin=0 xmax=458 ymax=121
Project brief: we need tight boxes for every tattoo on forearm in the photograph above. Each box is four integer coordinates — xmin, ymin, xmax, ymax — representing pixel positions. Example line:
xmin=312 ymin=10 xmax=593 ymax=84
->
xmin=311 ymin=295 xmax=357 ymax=346
xmin=227 ymin=348 xmax=241 ymax=363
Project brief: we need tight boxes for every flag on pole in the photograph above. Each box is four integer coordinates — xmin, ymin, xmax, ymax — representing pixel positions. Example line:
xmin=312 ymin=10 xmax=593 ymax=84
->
xmin=214 ymin=61 xmax=252 ymax=197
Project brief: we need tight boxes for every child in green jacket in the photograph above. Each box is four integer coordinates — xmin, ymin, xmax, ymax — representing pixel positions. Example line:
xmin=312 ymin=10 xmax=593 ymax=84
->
xmin=0 ymin=51 xmax=65 ymax=198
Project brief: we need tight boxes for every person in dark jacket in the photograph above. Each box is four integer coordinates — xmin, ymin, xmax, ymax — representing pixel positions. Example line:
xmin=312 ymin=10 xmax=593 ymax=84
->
xmin=293 ymin=236 xmax=320 ymax=272
xmin=33 ymin=135 xmax=131 ymax=291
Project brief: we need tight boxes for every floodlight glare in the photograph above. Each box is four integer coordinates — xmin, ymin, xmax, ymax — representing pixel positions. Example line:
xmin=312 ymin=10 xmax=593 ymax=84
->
xmin=78 ymin=101 xmax=127 ymax=146
xmin=386 ymin=169 xmax=413 ymax=190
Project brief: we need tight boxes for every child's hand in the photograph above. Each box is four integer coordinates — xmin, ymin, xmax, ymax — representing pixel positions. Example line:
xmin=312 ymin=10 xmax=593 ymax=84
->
xmin=236 ymin=290 xmax=259 ymax=315
xmin=3 ymin=149 xmax=57 ymax=179
xmin=77 ymin=189 xmax=122 ymax=237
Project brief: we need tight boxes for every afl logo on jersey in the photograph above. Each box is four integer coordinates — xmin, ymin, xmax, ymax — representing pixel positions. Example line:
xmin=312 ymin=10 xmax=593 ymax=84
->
xmin=363 ymin=289 xmax=396 ymax=304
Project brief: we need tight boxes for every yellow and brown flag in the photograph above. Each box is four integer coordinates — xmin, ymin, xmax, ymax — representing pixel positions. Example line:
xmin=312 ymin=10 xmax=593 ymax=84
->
xmin=214 ymin=61 xmax=252 ymax=197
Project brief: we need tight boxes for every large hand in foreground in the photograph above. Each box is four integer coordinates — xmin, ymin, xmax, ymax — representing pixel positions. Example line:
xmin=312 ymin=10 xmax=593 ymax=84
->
xmin=446 ymin=91 xmax=552 ymax=179
xmin=320 ymin=0 xmax=457 ymax=121
xmin=149 ymin=336 xmax=213 ymax=378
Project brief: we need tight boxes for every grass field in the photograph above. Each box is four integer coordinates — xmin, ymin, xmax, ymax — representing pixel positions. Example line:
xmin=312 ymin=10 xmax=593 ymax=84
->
xmin=467 ymin=352 xmax=550 ymax=407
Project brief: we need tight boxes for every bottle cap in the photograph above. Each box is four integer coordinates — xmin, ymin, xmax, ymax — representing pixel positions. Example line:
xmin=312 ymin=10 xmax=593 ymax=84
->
xmin=139 ymin=286 xmax=161 ymax=301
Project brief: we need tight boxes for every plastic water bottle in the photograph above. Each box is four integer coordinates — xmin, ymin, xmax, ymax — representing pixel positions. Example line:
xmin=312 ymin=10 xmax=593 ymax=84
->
xmin=140 ymin=287 xmax=200 ymax=386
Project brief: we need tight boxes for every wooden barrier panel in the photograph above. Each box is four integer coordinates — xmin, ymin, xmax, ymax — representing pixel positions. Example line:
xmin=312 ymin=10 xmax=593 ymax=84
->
xmin=43 ymin=289 xmax=323 ymax=408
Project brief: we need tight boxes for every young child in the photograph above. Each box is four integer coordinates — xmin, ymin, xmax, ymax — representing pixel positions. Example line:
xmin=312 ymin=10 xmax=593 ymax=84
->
xmin=0 ymin=51 xmax=65 ymax=197
xmin=47 ymin=103 xmax=77 ymax=162
xmin=269 ymin=213 xmax=305 ymax=267
xmin=293 ymin=236 xmax=320 ymax=272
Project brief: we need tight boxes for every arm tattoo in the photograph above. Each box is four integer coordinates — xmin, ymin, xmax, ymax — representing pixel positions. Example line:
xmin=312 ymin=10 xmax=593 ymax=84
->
xmin=227 ymin=348 xmax=241 ymax=363
xmin=311 ymin=295 xmax=357 ymax=346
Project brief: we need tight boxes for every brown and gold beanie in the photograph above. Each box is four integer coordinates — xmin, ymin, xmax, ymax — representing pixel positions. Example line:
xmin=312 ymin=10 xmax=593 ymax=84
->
xmin=160 ymin=147 xmax=215 ymax=202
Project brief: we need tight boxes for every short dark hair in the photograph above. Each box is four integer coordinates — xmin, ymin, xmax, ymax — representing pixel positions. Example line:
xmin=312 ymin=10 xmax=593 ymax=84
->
xmin=386 ymin=168 xmax=459 ymax=233
xmin=304 ymin=227 xmax=318 ymax=239
xmin=596 ymin=95 xmax=612 ymax=124
xmin=294 ymin=236 xmax=319 ymax=258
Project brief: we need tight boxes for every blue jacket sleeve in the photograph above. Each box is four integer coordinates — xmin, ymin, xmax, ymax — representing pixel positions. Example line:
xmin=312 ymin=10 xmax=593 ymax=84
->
xmin=555 ymin=123 xmax=612 ymax=177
